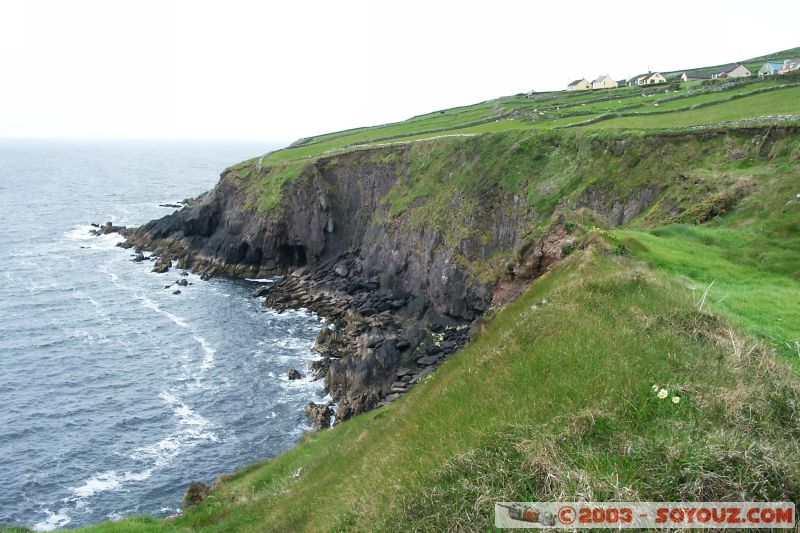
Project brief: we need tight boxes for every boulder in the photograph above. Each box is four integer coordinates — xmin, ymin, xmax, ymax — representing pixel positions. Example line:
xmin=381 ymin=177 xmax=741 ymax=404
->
xmin=394 ymin=339 xmax=411 ymax=350
xmin=176 ymin=278 xmax=188 ymax=287
xmin=172 ymin=290 xmax=181 ymax=295
xmin=416 ymin=355 xmax=440 ymax=366
xmin=152 ymin=256 xmax=172 ymax=273
xmin=287 ymin=369 xmax=303 ymax=380
xmin=305 ymin=402 xmax=334 ymax=430
xmin=132 ymin=251 xmax=145 ymax=262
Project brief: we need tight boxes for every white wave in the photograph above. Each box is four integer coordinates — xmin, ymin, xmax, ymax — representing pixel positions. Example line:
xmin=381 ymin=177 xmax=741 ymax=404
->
xmin=69 ymin=469 xmax=152 ymax=499
xmin=63 ymin=225 xmax=96 ymax=241
xmin=64 ymin=225 xmax=124 ymax=249
xmin=130 ymin=392 xmax=218 ymax=469
xmin=139 ymin=296 xmax=189 ymax=328
xmin=245 ymin=277 xmax=277 ymax=283
xmin=33 ymin=507 xmax=71 ymax=531
xmin=194 ymin=335 xmax=216 ymax=371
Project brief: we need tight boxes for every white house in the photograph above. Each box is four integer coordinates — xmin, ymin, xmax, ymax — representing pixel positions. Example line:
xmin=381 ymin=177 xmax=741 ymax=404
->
xmin=591 ymin=74 xmax=618 ymax=90
xmin=758 ymin=61 xmax=784 ymax=77
xmin=628 ymin=72 xmax=667 ymax=86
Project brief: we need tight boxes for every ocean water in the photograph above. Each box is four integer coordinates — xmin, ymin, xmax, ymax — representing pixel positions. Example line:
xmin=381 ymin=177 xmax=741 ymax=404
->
xmin=0 ymin=140 xmax=327 ymax=530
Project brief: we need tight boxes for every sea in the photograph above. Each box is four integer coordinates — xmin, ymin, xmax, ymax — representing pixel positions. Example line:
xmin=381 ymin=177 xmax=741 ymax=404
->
xmin=0 ymin=140 xmax=328 ymax=530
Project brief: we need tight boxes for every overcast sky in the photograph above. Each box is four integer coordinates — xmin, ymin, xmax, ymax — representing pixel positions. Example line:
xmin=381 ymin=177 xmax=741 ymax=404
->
xmin=1 ymin=0 xmax=797 ymax=143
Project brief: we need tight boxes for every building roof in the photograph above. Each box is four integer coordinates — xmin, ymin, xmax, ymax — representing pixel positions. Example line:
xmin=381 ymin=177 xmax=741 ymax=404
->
xmin=627 ymin=73 xmax=650 ymax=83
xmin=765 ymin=61 xmax=784 ymax=69
xmin=592 ymin=75 xmax=611 ymax=84
xmin=568 ymin=79 xmax=588 ymax=87
xmin=683 ymin=70 xmax=714 ymax=79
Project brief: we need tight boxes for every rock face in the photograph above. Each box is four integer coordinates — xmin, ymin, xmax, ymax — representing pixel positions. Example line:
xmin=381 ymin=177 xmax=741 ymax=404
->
xmin=117 ymin=144 xmax=624 ymax=423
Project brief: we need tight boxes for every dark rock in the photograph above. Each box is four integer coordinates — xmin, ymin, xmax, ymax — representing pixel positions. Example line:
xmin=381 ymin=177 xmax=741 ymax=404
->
xmin=176 ymin=278 xmax=188 ymax=287
xmin=288 ymin=369 xmax=303 ymax=380
xmin=365 ymin=335 xmax=383 ymax=348
xmin=305 ymin=402 xmax=334 ymax=430
xmin=252 ymin=286 xmax=271 ymax=297
xmin=132 ymin=251 xmax=145 ymax=262
xmin=152 ymin=256 xmax=172 ymax=273
xmin=439 ymin=340 xmax=457 ymax=351
xmin=396 ymin=367 xmax=410 ymax=377
xmin=409 ymin=366 xmax=435 ymax=384
xmin=172 ymin=290 xmax=181 ymax=295
xmin=385 ymin=393 xmax=400 ymax=402
xmin=159 ymin=203 xmax=182 ymax=209
xmin=394 ymin=339 xmax=411 ymax=350
xmin=359 ymin=307 xmax=377 ymax=317
xmin=182 ymin=481 xmax=209 ymax=509
xmin=416 ymin=355 xmax=440 ymax=366
xmin=180 ymin=271 xmax=189 ymax=276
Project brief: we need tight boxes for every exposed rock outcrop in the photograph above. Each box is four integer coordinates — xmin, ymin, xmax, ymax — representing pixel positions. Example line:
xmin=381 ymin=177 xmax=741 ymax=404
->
xmin=119 ymin=147 xmax=529 ymax=420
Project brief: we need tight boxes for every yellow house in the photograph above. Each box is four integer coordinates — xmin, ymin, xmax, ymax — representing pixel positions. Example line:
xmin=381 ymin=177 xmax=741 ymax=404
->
xmin=567 ymin=78 xmax=591 ymax=91
xmin=628 ymin=72 xmax=667 ymax=86
xmin=591 ymin=74 xmax=618 ymax=90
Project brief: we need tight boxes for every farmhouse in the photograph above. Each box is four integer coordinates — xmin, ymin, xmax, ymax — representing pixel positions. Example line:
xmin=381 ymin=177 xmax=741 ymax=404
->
xmin=591 ymin=74 xmax=618 ymax=90
xmin=680 ymin=71 xmax=713 ymax=82
xmin=567 ymin=79 xmax=591 ymax=91
xmin=627 ymin=72 xmax=667 ymax=86
xmin=712 ymin=64 xmax=752 ymax=79
xmin=758 ymin=61 xmax=784 ymax=77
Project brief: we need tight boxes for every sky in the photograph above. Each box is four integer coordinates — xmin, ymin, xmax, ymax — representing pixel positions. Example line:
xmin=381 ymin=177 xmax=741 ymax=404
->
xmin=1 ymin=0 xmax=798 ymax=143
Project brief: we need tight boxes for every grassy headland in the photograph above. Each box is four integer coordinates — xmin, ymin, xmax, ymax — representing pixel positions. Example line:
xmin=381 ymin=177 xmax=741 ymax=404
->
xmin=7 ymin=48 xmax=800 ymax=533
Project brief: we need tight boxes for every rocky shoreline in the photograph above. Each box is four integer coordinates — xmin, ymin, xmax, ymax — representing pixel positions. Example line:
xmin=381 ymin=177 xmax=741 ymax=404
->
xmin=92 ymin=143 xmax=591 ymax=429
xmin=102 ymin=222 xmax=472 ymax=428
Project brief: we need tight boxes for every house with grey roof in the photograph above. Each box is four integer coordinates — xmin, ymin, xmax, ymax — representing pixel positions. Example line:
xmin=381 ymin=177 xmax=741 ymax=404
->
xmin=712 ymin=64 xmax=752 ymax=79
xmin=680 ymin=71 xmax=713 ymax=82
xmin=567 ymin=78 xmax=591 ymax=91
xmin=627 ymin=72 xmax=667 ymax=86
xmin=591 ymin=74 xmax=618 ymax=90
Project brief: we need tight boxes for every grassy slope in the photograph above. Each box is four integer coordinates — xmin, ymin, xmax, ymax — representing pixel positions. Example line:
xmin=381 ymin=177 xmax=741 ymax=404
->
xmin=8 ymin=50 xmax=800 ymax=533
xmin=72 ymin=250 xmax=800 ymax=532
xmin=61 ymin=122 xmax=800 ymax=533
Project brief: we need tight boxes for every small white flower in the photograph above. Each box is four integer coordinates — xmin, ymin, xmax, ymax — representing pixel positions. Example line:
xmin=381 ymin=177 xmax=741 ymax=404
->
xmin=672 ymin=396 xmax=681 ymax=404
xmin=652 ymin=384 xmax=659 ymax=392
xmin=657 ymin=388 xmax=669 ymax=399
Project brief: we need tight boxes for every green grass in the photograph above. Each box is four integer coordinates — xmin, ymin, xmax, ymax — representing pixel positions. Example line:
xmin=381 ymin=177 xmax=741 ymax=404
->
xmin=582 ymin=86 xmax=800 ymax=129
xmin=621 ymin=225 xmax=800 ymax=361
xmin=66 ymin=250 xmax=800 ymax=532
